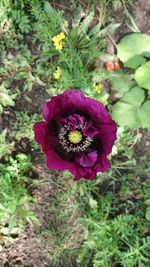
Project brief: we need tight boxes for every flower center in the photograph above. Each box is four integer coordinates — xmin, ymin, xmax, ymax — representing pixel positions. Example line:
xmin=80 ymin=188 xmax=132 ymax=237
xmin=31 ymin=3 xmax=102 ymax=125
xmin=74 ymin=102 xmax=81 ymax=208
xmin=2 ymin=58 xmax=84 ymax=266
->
xmin=68 ymin=130 xmax=82 ymax=144
xmin=58 ymin=124 xmax=93 ymax=153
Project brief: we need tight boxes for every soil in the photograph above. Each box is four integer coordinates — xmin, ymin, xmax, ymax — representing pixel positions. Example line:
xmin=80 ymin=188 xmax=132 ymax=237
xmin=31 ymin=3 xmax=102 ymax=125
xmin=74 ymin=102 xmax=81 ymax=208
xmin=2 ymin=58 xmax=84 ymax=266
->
xmin=0 ymin=0 xmax=150 ymax=266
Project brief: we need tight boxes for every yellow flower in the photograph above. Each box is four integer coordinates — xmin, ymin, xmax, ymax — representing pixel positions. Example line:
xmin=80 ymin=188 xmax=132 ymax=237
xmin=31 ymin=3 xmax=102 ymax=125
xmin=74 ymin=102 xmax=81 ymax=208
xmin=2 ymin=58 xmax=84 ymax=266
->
xmin=53 ymin=66 xmax=62 ymax=80
xmin=94 ymin=83 xmax=103 ymax=93
xmin=52 ymin=32 xmax=65 ymax=51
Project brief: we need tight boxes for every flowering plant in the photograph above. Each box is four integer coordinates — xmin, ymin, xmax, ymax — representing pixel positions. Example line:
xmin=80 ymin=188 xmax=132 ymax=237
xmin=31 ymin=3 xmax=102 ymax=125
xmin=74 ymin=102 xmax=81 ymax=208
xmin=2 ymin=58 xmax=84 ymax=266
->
xmin=34 ymin=89 xmax=117 ymax=180
xmin=52 ymin=32 xmax=65 ymax=51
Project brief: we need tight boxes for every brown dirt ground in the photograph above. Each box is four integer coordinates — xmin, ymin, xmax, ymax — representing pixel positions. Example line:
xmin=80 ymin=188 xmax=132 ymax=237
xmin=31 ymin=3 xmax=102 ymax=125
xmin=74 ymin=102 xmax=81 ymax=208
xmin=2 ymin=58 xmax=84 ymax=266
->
xmin=0 ymin=0 xmax=150 ymax=266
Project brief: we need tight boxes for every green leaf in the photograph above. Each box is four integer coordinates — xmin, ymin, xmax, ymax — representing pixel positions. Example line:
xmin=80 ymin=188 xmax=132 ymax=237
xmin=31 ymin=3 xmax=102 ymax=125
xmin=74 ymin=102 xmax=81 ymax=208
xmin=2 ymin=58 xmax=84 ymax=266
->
xmin=111 ymin=86 xmax=146 ymax=128
xmin=1 ymin=93 xmax=15 ymax=106
xmin=88 ymin=22 xmax=101 ymax=37
xmin=89 ymin=197 xmax=98 ymax=209
xmin=134 ymin=61 xmax=150 ymax=90
xmin=72 ymin=5 xmax=83 ymax=27
xmin=122 ymin=86 xmax=145 ymax=105
xmin=124 ymin=55 xmax=146 ymax=69
xmin=80 ymin=11 xmax=94 ymax=34
xmin=146 ymin=207 xmax=150 ymax=221
xmin=145 ymin=199 xmax=150 ymax=206
xmin=112 ymin=102 xmax=140 ymax=128
xmin=98 ymin=23 xmax=121 ymax=37
xmin=97 ymin=91 xmax=109 ymax=106
xmin=0 ymin=103 xmax=3 ymax=114
xmin=117 ymin=33 xmax=150 ymax=64
xmin=138 ymin=101 xmax=150 ymax=127
xmin=110 ymin=72 xmax=136 ymax=96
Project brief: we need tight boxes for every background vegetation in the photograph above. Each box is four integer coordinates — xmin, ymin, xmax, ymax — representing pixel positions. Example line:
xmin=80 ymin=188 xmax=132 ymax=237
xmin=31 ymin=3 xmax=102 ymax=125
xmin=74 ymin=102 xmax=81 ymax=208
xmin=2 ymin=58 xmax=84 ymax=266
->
xmin=0 ymin=0 xmax=150 ymax=266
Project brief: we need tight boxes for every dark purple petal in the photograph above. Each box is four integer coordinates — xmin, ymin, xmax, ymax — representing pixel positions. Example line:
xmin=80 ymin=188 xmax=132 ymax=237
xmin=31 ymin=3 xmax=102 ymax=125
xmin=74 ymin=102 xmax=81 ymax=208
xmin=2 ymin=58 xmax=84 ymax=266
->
xmin=34 ymin=122 xmax=47 ymax=146
xmin=74 ymin=166 xmax=97 ymax=180
xmin=98 ymin=122 xmax=117 ymax=155
xmin=83 ymin=121 xmax=99 ymax=138
xmin=34 ymin=89 xmax=117 ymax=180
xmin=60 ymin=114 xmax=85 ymax=130
xmin=34 ymin=122 xmax=58 ymax=152
xmin=96 ymin=154 xmax=111 ymax=172
xmin=76 ymin=151 xmax=98 ymax=167
xmin=46 ymin=149 xmax=80 ymax=179
xmin=42 ymin=96 xmax=62 ymax=121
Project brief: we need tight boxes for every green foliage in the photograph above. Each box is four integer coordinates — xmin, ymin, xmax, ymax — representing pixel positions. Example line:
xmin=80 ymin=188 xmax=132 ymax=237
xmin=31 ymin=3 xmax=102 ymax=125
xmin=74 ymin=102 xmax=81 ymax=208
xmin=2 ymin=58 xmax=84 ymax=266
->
xmin=50 ymin=6 xmax=120 ymax=96
xmin=0 ymin=1 xmax=150 ymax=266
xmin=117 ymin=33 xmax=150 ymax=68
xmin=134 ymin=61 xmax=150 ymax=90
xmin=113 ymin=0 xmax=133 ymax=9
xmin=112 ymin=86 xmax=147 ymax=128
xmin=32 ymin=1 xmax=65 ymax=44
xmin=0 ymin=82 xmax=17 ymax=113
xmin=12 ymin=111 xmax=41 ymax=144
xmin=111 ymin=33 xmax=150 ymax=128
xmin=75 ymin=169 xmax=150 ymax=267
xmin=0 ymin=129 xmax=14 ymax=159
xmin=0 ymin=154 xmax=38 ymax=231
xmin=110 ymin=71 xmax=135 ymax=97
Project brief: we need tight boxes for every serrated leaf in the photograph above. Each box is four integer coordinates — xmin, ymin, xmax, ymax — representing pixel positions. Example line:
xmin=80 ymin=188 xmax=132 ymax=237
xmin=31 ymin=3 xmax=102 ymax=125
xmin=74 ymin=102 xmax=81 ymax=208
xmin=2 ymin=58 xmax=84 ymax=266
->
xmin=134 ymin=61 xmax=150 ymax=90
xmin=117 ymin=33 xmax=150 ymax=63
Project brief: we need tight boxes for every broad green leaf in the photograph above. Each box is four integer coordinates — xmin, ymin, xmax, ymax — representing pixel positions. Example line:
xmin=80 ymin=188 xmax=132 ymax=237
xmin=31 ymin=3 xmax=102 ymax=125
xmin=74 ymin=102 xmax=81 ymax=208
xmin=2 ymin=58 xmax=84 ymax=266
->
xmin=97 ymin=91 xmax=109 ymax=106
xmin=134 ymin=61 xmax=150 ymax=90
xmin=117 ymin=33 xmax=150 ymax=64
xmin=111 ymin=86 xmax=146 ymax=128
xmin=145 ymin=199 xmax=150 ymax=206
xmin=124 ymin=55 xmax=146 ymax=69
xmin=138 ymin=101 xmax=150 ymax=127
xmin=110 ymin=72 xmax=136 ymax=96
xmin=142 ymin=52 xmax=150 ymax=58
xmin=122 ymin=86 xmax=145 ymax=106
xmin=112 ymin=102 xmax=140 ymax=128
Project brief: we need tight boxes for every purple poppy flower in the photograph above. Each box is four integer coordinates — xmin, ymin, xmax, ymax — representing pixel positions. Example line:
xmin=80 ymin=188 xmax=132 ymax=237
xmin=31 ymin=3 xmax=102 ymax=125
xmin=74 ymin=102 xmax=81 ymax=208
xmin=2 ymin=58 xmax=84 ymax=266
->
xmin=34 ymin=89 xmax=117 ymax=180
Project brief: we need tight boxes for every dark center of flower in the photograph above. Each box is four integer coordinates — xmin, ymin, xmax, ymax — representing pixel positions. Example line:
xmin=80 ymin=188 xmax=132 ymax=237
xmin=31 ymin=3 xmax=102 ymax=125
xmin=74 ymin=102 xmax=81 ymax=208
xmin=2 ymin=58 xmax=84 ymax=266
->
xmin=58 ymin=123 xmax=93 ymax=153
